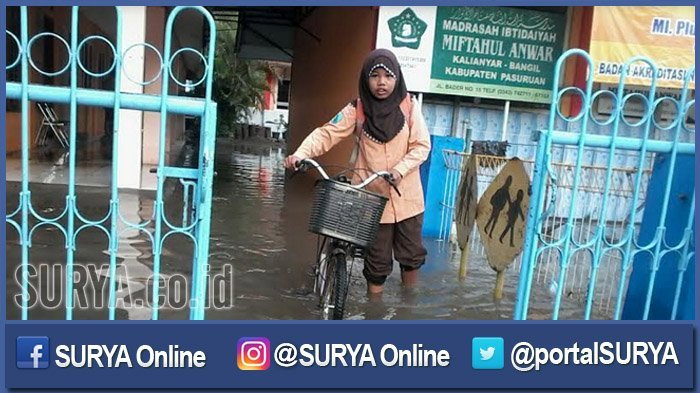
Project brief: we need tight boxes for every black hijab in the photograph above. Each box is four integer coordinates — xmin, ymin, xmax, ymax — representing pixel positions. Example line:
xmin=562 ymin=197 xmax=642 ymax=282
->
xmin=358 ymin=49 xmax=408 ymax=143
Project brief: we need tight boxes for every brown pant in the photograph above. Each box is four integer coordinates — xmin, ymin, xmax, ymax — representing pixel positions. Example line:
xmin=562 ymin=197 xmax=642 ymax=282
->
xmin=363 ymin=213 xmax=428 ymax=285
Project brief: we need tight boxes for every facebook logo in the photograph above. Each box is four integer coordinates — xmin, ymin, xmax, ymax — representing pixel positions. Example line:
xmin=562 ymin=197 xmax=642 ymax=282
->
xmin=472 ymin=337 xmax=504 ymax=370
xmin=17 ymin=336 xmax=50 ymax=369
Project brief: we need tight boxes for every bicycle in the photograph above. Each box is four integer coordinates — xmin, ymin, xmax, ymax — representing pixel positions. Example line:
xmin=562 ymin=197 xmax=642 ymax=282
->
xmin=293 ymin=158 xmax=399 ymax=320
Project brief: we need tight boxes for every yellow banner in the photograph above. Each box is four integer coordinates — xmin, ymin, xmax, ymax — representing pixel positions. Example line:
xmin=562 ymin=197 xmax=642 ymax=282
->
xmin=590 ymin=6 xmax=695 ymax=89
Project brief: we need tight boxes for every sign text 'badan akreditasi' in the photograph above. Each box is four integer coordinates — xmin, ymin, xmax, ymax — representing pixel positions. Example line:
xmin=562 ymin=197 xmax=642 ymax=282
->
xmin=590 ymin=6 xmax=695 ymax=89
xmin=377 ymin=6 xmax=566 ymax=103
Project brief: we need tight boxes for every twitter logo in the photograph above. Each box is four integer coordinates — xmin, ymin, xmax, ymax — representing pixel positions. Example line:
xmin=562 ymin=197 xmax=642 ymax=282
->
xmin=480 ymin=346 xmax=496 ymax=360
xmin=472 ymin=337 xmax=504 ymax=369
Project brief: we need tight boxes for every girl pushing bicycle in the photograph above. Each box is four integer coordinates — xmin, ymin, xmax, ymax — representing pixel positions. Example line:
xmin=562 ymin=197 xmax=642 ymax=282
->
xmin=284 ymin=49 xmax=431 ymax=296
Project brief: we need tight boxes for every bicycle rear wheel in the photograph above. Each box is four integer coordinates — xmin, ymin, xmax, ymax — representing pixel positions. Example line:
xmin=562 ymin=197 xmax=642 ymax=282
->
xmin=313 ymin=238 xmax=330 ymax=297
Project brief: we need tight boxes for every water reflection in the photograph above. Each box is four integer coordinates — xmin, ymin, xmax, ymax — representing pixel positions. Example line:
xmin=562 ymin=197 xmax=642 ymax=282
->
xmin=6 ymin=139 xmax=587 ymax=320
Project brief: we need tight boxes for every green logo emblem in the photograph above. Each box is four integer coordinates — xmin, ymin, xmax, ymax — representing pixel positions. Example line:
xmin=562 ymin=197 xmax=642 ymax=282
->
xmin=331 ymin=111 xmax=343 ymax=124
xmin=388 ymin=8 xmax=427 ymax=50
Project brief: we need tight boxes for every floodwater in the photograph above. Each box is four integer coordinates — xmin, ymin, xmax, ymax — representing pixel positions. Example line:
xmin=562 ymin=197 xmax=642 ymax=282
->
xmin=6 ymin=139 xmax=583 ymax=320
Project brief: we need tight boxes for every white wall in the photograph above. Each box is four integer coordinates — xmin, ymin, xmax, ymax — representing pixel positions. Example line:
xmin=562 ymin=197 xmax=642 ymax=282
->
xmin=117 ymin=6 xmax=147 ymax=189
xmin=247 ymin=108 xmax=289 ymax=133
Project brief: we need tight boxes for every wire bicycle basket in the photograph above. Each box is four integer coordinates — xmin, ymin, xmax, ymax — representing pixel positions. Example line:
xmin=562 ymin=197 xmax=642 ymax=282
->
xmin=308 ymin=179 xmax=388 ymax=248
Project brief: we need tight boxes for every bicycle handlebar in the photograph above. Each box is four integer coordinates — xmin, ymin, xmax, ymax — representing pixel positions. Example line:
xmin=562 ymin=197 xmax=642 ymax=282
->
xmin=294 ymin=158 xmax=329 ymax=179
xmin=294 ymin=158 xmax=401 ymax=196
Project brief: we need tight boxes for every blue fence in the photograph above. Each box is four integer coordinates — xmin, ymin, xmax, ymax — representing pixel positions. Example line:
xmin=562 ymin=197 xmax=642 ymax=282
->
xmin=515 ymin=50 xmax=695 ymax=320
xmin=5 ymin=6 xmax=218 ymax=320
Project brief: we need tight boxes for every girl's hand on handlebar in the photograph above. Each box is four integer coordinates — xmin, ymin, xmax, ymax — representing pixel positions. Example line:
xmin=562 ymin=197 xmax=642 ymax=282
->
xmin=389 ymin=169 xmax=403 ymax=187
xmin=284 ymin=155 xmax=303 ymax=170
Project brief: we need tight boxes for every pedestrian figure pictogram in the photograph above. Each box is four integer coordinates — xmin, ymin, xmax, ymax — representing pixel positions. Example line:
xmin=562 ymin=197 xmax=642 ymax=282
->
xmin=476 ymin=158 xmax=530 ymax=299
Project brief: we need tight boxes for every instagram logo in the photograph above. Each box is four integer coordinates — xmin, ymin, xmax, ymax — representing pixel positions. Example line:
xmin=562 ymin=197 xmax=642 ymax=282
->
xmin=237 ymin=337 xmax=270 ymax=370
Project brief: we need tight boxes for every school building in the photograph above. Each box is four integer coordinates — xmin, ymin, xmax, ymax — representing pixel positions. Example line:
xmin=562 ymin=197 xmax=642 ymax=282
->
xmin=5 ymin=6 xmax=695 ymax=189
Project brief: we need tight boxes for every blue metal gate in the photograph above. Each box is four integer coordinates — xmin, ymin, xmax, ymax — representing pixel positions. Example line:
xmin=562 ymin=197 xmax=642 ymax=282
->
xmin=515 ymin=50 xmax=695 ymax=320
xmin=5 ymin=6 xmax=218 ymax=320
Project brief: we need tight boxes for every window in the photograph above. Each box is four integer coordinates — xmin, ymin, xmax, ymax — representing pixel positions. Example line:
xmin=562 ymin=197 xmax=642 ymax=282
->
xmin=277 ymin=80 xmax=290 ymax=109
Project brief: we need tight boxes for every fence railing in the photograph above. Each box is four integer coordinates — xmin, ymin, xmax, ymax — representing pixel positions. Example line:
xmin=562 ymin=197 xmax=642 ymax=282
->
xmin=5 ymin=6 xmax=218 ymax=320
xmin=440 ymin=149 xmax=653 ymax=319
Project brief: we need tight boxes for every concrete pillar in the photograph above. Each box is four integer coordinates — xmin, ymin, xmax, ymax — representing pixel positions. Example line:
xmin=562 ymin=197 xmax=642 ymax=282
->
xmin=117 ymin=6 xmax=147 ymax=189
xmin=142 ymin=7 xmax=166 ymax=167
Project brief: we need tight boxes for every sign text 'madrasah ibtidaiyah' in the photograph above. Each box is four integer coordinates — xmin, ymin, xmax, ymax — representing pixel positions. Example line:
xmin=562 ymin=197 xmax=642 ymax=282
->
xmin=442 ymin=20 xmax=558 ymax=43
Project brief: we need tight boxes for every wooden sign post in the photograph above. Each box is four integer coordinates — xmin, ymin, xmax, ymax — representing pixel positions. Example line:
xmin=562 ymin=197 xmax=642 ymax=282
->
xmin=455 ymin=155 xmax=478 ymax=279
xmin=476 ymin=158 xmax=530 ymax=300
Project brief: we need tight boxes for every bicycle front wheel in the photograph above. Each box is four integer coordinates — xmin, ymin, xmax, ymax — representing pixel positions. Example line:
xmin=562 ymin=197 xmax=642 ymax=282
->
xmin=320 ymin=250 xmax=349 ymax=320
xmin=330 ymin=251 xmax=348 ymax=320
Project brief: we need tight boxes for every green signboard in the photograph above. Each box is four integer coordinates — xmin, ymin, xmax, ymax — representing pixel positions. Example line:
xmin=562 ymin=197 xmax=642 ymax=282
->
xmin=431 ymin=7 xmax=566 ymax=103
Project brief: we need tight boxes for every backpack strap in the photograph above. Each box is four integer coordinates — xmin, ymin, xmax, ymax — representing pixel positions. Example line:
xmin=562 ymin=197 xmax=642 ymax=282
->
xmin=348 ymin=94 xmax=414 ymax=166
xmin=401 ymin=94 xmax=414 ymax=131
xmin=348 ymin=99 xmax=364 ymax=166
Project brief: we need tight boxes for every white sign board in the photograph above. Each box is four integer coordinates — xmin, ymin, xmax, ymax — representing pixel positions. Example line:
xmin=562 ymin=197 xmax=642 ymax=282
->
xmin=376 ymin=6 xmax=436 ymax=93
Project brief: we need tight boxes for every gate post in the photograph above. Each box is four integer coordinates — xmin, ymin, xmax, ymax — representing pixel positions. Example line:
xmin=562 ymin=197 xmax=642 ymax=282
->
xmin=513 ymin=131 xmax=549 ymax=320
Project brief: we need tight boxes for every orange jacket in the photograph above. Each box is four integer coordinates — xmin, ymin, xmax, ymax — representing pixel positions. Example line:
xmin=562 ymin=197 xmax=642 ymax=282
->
xmin=294 ymin=97 xmax=432 ymax=224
